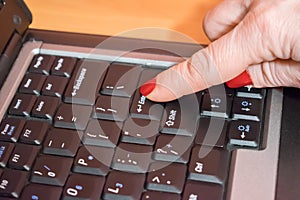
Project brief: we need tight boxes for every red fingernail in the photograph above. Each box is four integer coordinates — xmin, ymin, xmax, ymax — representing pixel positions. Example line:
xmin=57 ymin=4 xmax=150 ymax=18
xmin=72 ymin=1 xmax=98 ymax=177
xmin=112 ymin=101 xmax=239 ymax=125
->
xmin=226 ymin=71 xmax=253 ymax=88
xmin=140 ymin=79 xmax=156 ymax=96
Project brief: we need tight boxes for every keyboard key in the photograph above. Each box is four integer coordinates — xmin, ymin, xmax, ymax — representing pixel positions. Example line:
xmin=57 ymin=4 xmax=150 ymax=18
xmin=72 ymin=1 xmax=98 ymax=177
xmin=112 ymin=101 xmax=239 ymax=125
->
xmin=137 ymin=68 xmax=162 ymax=88
xmin=8 ymin=94 xmax=36 ymax=117
xmin=161 ymin=95 xmax=199 ymax=136
xmin=20 ymin=184 xmax=62 ymax=200
xmin=64 ymin=60 xmax=109 ymax=105
xmin=73 ymin=145 xmax=114 ymax=176
xmin=19 ymin=73 xmax=46 ymax=95
xmin=43 ymin=128 xmax=82 ymax=157
xmin=232 ymin=97 xmax=264 ymax=121
xmin=208 ymin=84 xmax=235 ymax=96
xmin=29 ymin=54 xmax=55 ymax=75
xmin=142 ymin=191 xmax=181 ymax=200
xmin=112 ymin=143 xmax=152 ymax=173
xmin=19 ymin=120 xmax=49 ymax=145
xmin=188 ymin=146 xmax=230 ymax=184
xmin=42 ymin=75 xmax=69 ymax=97
xmin=130 ymin=92 xmax=164 ymax=120
xmin=93 ymin=95 xmax=130 ymax=121
xmin=101 ymin=63 xmax=143 ymax=97
xmin=51 ymin=56 xmax=77 ymax=77
xmin=121 ymin=118 xmax=160 ymax=145
xmin=31 ymin=96 xmax=60 ymax=120
xmin=0 ymin=169 xmax=28 ymax=198
xmin=195 ymin=117 xmax=228 ymax=148
xmin=8 ymin=143 xmax=39 ymax=171
xmin=31 ymin=155 xmax=73 ymax=186
xmin=235 ymin=86 xmax=266 ymax=99
xmin=182 ymin=181 xmax=223 ymax=200
xmin=201 ymin=93 xmax=232 ymax=118
xmin=146 ymin=162 xmax=187 ymax=194
xmin=54 ymin=104 xmax=92 ymax=130
xmin=0 ymin=118 xmax=25 ymax=142
xmin=103 ymin=171 xmax=145 ymax=200
xmin=0 ymin=142 xmax=15 ymax=167
xmin=130 ymin=68 xmax=164 ymax=120
xmin=83 ymin=119 xmax=122 ymax=148
xmin=62 ymin=174 xmax=105 ymax=200
xmin=153 ymin=134 xmax=193 ymax=164
xmin=228 ymin=120 xmax=261 ymax=148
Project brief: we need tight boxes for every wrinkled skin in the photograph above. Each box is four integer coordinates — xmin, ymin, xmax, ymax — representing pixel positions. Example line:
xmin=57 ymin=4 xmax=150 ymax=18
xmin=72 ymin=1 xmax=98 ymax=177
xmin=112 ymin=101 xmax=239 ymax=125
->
xmin=146 ymin=0 xmax=300 ymax=102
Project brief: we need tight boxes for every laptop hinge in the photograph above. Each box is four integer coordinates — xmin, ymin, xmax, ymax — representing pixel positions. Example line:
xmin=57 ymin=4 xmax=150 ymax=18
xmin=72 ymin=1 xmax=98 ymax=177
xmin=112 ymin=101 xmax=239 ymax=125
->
xmin=0 ymin=0 xmax=32 ymax=88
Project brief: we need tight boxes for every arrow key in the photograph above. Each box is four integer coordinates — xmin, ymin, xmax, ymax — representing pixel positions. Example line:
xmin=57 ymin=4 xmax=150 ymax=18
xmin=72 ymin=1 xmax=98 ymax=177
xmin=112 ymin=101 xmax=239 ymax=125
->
xmin=201 ymin=93 xmax=232 ymax=118
xmin=232 ymin=97 xmax=264 ymax=121
xmin=228 ymin=120 xmax=261 ymax=148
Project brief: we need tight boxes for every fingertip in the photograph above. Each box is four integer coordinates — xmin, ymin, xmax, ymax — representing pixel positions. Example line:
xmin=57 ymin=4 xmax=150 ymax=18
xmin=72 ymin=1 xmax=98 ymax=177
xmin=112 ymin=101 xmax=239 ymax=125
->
xmin=139 ymin=79 xmax=156 ymax=97
xmin=145 ymin=84 xmax=179 ymax=102
xmin=139 ymin=78 xmax=179 ymax=102
xmin=226 ymin=70 xmax=253 ymax=88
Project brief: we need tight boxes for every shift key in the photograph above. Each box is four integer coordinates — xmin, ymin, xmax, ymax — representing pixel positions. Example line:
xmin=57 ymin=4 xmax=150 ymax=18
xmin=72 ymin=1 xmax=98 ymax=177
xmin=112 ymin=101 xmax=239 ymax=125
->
xmin=64 ymin=60 xmax=109 ymax=105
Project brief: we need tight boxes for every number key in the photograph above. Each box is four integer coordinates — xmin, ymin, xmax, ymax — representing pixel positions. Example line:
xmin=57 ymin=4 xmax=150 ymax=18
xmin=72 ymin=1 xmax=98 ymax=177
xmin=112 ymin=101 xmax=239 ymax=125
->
xmin=63 ymin=174 xmax=105 ymax=199
xmin=31 ymin=155 xmax=73 ymax=186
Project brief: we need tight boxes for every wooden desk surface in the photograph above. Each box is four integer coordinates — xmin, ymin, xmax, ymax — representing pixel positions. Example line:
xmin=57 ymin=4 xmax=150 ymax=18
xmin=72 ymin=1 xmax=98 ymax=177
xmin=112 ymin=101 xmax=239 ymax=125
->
xmin=24 ymin=0 xmax=221 ymax=44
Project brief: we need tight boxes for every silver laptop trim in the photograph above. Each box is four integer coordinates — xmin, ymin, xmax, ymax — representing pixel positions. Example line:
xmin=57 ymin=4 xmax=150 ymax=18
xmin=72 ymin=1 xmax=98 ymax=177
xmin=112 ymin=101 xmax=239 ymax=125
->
xmin=228 ymin=88 xmax=283 ymax=200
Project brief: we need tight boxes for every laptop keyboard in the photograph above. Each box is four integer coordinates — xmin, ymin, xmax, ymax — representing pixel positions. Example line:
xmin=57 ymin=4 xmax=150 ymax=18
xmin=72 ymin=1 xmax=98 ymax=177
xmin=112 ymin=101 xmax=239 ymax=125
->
xmin=0 ymin=53 xmax=267 ymax=199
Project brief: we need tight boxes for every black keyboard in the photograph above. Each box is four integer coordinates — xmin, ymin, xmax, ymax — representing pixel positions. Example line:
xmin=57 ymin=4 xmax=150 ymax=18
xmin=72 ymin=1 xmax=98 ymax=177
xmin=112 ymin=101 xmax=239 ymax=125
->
xmin=0 ymin=54 xmax=267 ymax=199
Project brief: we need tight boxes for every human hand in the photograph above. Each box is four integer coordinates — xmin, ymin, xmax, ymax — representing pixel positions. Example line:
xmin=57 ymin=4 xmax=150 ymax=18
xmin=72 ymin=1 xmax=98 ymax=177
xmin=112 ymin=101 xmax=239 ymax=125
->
xmin=140 ymin=0 xmax=300 ymax=102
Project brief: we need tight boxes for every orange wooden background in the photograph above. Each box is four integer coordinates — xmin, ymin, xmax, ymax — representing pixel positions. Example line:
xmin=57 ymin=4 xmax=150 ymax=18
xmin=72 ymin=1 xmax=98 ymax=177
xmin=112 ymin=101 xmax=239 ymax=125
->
xmin=24 ymin=0 xmax=222 ymax=44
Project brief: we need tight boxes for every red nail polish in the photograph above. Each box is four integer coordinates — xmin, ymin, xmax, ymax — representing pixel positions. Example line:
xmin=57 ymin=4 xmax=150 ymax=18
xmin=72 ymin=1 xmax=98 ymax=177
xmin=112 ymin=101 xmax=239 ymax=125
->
xmin=226 ymin=71 xmax=253 ymax=88
xmin=140 ymin=79 xmax=156 ymax=96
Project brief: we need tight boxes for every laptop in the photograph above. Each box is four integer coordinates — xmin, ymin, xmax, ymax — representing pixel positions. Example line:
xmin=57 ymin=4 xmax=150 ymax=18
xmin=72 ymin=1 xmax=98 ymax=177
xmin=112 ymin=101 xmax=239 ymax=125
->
xmin=0 ymin=0 xmax=299 ymax=199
